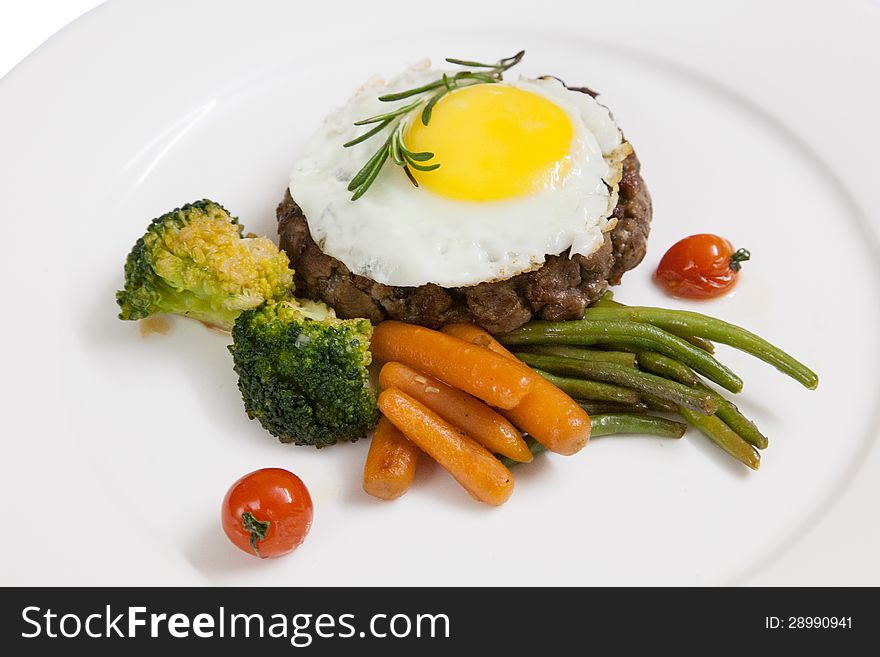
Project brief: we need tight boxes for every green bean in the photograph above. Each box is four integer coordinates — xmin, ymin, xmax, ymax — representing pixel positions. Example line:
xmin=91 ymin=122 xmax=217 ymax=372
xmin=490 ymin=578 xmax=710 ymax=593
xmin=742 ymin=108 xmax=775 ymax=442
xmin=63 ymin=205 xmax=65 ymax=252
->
xmin=582 ymin=305 xmax=818 ymax=390
xmin=533 ymin=369 xmax=640 ymax=404
xmin=499 ymin=414 xmax=687 ymax=468
xmin=637 ymin=352 xmax=702 ymax=387
xmin=579 ymin=401 xmax=649 ymax=415
xmin=639 ymin=393 xmax=678 ymax=413
xmin=707 ymin=392 xmax=768 ymax=450
xmin=597 ymin=341 xmax=643 ymax=354
xmin=678 ymin=407 xmax=761 ymax=470
xmin=637 ymin=352 xmax=768 ymax=449
xmin=517 ymin=353 xmax=718 ymax=415
xmin=501 ymin=320 xmax=743 ymax=393
xmin=590 ymin=413 xmax=687 ymax=439
xmin=593 ymin=295 xmax=715 ymax=353
xmin=675 ymin=333 xmax=715 ymax=354
xmin=518 ymin=344 xmax=637 ymax=367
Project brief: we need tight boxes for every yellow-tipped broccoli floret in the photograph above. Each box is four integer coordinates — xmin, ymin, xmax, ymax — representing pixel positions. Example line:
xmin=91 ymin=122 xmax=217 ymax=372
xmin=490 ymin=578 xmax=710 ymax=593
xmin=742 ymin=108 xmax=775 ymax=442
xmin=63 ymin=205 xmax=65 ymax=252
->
xmin=116 ymin=200 xmax=293 ymax=330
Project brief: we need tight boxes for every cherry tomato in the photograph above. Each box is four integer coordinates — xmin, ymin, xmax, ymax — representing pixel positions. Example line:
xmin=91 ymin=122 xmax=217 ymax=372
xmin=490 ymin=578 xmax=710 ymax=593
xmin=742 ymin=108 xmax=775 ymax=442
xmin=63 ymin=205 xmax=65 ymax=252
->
xmin=222 ymin=468 xmax=313 ymax=558
xmin=654 ymin=234 xmax=750 ymax=299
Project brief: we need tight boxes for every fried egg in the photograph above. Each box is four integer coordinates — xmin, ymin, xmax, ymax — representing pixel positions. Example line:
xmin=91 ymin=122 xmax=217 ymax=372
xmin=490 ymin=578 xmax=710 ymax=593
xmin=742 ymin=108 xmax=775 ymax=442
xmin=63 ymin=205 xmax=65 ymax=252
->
xmin=289 ymin=62 xmax=630 ymax=287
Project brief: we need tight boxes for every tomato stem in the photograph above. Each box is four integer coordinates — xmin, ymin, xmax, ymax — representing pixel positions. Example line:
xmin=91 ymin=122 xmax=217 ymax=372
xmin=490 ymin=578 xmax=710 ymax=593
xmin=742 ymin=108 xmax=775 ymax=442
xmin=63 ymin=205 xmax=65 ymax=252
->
xmin=729 ymin=248 xmax=751 ymax=271
xmin=241 ymin=512 xmax=270 ymax=558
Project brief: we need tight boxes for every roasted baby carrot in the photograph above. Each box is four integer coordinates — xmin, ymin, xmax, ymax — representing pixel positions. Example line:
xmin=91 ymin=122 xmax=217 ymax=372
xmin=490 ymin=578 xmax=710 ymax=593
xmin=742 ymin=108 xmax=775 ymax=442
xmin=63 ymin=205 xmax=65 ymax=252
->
xmin=371 ymin=321 xmax=535 ymax=409
xmin=363 ymin=417 xmax=421 ymax=500
xmin=442 ymin=323 xmax=591 ymax=456
xmin=379 ymin=361 xmax=532 ymax=463
xmin=378 ymin=388 xmax=515 ymax=506
xmin=503 ymin=379 xmax=592 ymax=456
xmin=442 ymin=322 xmax=518 ymax=361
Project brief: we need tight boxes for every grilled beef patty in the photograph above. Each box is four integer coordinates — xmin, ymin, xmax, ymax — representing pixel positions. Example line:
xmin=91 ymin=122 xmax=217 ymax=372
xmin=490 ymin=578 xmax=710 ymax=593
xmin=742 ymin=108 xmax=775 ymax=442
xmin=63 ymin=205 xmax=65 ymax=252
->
xmin=278 ymin=144 xmax=651 ymax=334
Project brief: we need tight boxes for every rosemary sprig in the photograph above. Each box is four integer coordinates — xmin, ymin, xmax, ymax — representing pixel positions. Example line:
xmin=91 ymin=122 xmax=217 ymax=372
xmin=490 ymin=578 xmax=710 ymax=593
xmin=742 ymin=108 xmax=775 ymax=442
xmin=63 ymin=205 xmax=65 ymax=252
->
xmin=344 ymin=50 xmax=525 ymax=200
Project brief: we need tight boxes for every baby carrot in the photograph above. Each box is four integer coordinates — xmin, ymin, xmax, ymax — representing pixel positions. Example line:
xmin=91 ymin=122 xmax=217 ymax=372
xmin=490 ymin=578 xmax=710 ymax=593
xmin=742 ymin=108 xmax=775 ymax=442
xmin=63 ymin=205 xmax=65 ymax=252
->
xmin=372 ymin=321 xmax=535 ymax=409
xmin=379 ymin=361 xmax=532 ymax=462
xmin=442 ymin=322 xmax=519 ymax=361
xmin=363 ymin=417 xmax=421 ymax=500
xmin=443 ymin=323 xmax=591 ymax=456
xmin=378 ymin=388 xmax=515 ymax=506
xmin=503 ymin=379 xmax=592 ymax=456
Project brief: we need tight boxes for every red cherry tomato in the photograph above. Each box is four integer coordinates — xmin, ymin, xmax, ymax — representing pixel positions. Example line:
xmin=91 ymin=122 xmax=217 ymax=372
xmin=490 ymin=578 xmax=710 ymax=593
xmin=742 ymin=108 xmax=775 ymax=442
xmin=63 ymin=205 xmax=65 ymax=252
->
xmin=222 ymin=468 xmax=313 ymax=558
xmin=654 ymin=234 xmax=750 ymax=299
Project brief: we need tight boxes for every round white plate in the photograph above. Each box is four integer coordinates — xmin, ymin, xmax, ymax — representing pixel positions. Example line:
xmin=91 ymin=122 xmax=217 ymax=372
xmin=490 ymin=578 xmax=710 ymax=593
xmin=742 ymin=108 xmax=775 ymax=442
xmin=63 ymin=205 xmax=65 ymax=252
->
xmin=2 ymin=0 xmax=879 ymax=585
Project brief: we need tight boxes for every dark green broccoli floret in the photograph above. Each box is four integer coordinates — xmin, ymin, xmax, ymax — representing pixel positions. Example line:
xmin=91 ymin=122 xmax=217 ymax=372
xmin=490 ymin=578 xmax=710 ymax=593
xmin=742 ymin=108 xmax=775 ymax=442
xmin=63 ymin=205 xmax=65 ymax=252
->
xmin=229 ymin=299 xmax=379 ymax=447
xmin=116 ymin=200 xmax=294 ymax=331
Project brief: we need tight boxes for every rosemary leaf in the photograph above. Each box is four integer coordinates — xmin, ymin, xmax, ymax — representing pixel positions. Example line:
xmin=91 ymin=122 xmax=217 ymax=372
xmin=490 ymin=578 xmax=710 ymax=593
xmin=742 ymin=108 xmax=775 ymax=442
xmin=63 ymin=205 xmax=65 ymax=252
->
xmin=403 ymin=165 xmax=419 ymax=187
xmin=404 ymin=158 xmax=441 ymax=172
xmin=401 ymin=147 xmax=435 ymax=162
xmin=421 ymin=89 xmax=450 ymax=125
xmin=343 ymin=117 xmax=392 ymax=148
xmin=465 ymin=72 xmax=500 ymax=84
xmin=445 ymin=57 xmax=498 ymax=68
xmin=378 ymin=80 xmax=446 ymax=102
xmin=354 ymin=98 xmax=422 ymax=125
xmin=350 ymin=148 xmax=389 ymax=200
xmin=389 ymin=131 xmax=405 ymax=166
xmin=347 ymin=136 xmax=392 ymax=191
xmin=498 ymin=50 xmax=526 ymax=69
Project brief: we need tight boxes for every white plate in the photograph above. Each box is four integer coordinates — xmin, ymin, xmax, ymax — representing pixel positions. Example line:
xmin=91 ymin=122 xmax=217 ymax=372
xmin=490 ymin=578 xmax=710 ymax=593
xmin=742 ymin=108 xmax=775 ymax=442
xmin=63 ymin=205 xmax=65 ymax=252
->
xmin=2 ymin=0 xmax=879 ymax=585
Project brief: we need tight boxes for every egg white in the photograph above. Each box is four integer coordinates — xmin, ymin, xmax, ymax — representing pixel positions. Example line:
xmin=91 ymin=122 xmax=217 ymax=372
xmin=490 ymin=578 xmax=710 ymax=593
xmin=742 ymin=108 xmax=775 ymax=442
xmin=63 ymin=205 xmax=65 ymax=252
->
xmin=288 ymin=64 xmax=629 ymax=287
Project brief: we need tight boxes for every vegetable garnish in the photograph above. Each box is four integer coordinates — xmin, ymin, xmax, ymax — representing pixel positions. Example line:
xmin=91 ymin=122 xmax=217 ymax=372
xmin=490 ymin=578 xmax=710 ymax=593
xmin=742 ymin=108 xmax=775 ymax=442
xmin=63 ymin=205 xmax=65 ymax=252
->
xmin=363 ymin=417 xmax=421 ymax=501
xmin=379 ymin=361 xmax=532 ymax=463
xmin=378 ymin=387 xmax=515 ymax=506
xmin=371 ymin=321 xmax=537 ymax=410
xmin=222 ymin=468 xmax=313 ymax=558
xmin=229 ymin=300 xmax=378 ymax=448
xmin=496 ymin=291 xmax=818 ymax=469
xmin=441 ymin=323 xmax=592 ymax=456
xmin=516 ymin=352 xmax=719 ymax=415
xmin=499 ymin=416 xmax=686 ymax=469
xmin=344 ymin=50 xmax=525 ymax=200
xmin=116 ymin=200 xmax=293 ymax=331
xmin=579 ymin=303 xmax=818 ymax=389
xmin=501 ymin=315 xmax=745 ymax=393
xmin=654 ymin=233 xmax=750 ymax=299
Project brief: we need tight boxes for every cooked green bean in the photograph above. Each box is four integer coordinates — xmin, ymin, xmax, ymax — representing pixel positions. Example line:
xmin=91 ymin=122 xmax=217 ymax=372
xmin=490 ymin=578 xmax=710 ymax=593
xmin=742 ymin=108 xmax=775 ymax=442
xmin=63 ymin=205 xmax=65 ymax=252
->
xmin=590 ymin=413 xmax=687 ymax=438
xmin=637 ymin=352 xmax=702 ymax=387
xmin=637 ymin=352 xmax=768 ymax=449
xmin=639 ymin=393 xmax=678 ymax=413
xmin=533 ymin=369 xmax=640 ymax=404
xmin=680 ymin=335 xmax=715 ymax=353
xmin=579 ymin=401 xmax=649 ymax=415
xmin=707 ymin=392 xmax=768 ymax=450
xmin=518 ymin=352 xmax=717 ymax=414
xmin=593 ymin=294 xmax=716 ymax=353
xmin=518 ymin=344 xmax=637 ymax=367
xmin=582 ymin=305 xmax=818 ymax=389
xmin=500 ymin=319 xmax=743 ymax=393
xmin=500 ymin=414 xmax=687 ymax=468
xmin=678 ymin=407 xmax=761 ymax=470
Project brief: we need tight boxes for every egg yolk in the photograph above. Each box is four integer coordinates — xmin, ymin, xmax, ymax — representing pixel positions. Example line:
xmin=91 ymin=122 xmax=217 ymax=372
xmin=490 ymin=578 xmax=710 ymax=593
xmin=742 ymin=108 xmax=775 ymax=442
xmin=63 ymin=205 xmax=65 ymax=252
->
xmin=405 ymin=84 xmax=574 ymax=201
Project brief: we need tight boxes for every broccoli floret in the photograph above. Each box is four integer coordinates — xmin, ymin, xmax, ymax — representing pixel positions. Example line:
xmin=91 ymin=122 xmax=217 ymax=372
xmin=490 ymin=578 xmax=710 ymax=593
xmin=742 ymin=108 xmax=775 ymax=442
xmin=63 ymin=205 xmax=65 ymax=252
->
xmin=229 ymin=299 xmax=379 ymax=447
xmin=116 ymin=200 xmax=294 ymax=331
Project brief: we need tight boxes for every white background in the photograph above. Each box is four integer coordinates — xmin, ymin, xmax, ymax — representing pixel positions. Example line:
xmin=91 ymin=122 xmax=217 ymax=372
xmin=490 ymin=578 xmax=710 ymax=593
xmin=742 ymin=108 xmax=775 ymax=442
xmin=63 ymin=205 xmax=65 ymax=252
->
xmin=0 ymin=0 xmax=104 ymax=79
